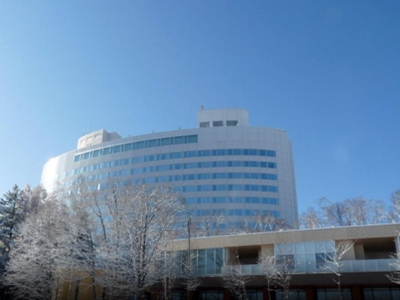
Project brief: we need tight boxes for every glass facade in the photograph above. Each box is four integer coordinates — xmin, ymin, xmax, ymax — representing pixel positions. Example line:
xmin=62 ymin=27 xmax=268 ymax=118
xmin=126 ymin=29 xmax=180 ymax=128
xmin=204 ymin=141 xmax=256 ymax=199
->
xmin=317 ymin=288 xmax=352 ymax=300
xmin=170 ymin=248 xmax=225 ymax=278
xmin=42 ymin=118 xmax=298 ymax=229
xmin=275 ymin=289 xmax=306 ymax=300
xmin=274 ymin=241 xmax=335 ymax=273
xmin=74 ymin=145 xmax=277 ymax=163
xmin=363 ymin=287 xmax=400 ymax=300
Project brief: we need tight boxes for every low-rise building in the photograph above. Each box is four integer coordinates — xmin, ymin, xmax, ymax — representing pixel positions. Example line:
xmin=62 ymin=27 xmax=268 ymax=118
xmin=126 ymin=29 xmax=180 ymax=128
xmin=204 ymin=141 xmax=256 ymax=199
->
xmin=54 ymin=223 xmax=400 ymax=300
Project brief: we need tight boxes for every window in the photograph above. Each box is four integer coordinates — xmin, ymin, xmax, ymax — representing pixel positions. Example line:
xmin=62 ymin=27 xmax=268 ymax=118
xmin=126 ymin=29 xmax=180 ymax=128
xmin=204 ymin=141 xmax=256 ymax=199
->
xmin=268 ymin=162 xmax=277 ymax=168
xmin=318 ymin=288 xmax=352 ymax=300
xmin=160 ymin=137 xmax=172 ymax=146
xmin=199 ymin=291 xmax=223 ymax=300
xmin=213 ymin=120 xmax=223 ymax=127
xmin=136 ymin=141 xmax=145 ymax=149
xmin=276 ymin=290 xmax=306 ymax=300
xmin=93 ymin=150 xmax=101 ymax=157
xmin=187 ymin=150 xmax=197 ymax=157
xmin=148 ymin=139 xmax=158 ymax=147
xmin=276 ymin=254 xmax=295 ymax=268
xmin=113 ymin=145 xmax=122 ymax=153
xmin=200 ymin=121 xmax=210 ymax=128
xmin=227 ymin=120 xmax=238 ymax=126
xmin=174 ymin=136 xmax=184 ymax=144
xmin=124 ymin=143 xmax=133 ymax=151
xmin=103 ymin=147 xmax=111 ymax=155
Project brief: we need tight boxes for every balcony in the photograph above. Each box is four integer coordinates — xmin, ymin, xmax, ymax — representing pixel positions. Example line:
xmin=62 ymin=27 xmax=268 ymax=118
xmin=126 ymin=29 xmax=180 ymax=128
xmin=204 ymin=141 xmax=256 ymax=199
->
xmin=221 ymin=259 xmax=399 ymax=276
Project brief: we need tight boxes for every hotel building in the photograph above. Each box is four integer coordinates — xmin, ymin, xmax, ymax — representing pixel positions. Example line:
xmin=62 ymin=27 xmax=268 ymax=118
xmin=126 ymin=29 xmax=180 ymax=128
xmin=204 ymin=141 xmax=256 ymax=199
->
xmin=41 ymin=108 xmax=298 ymax=230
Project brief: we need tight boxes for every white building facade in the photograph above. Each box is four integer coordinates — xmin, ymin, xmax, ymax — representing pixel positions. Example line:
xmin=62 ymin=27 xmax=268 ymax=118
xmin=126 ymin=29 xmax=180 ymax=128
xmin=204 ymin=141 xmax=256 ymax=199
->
xmin=41 ymin=108 xmax=298 ymax=229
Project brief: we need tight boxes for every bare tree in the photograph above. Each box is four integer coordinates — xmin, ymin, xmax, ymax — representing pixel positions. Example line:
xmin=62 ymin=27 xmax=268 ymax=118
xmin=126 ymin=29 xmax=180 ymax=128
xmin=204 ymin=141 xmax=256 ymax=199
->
xmin=387 ymin=232 xmax=400 ymax=286
xmin=5 ymin=199 xmax=70 ymax=300
xmin=319 ymin=197 xmax=351 ymax=227
xmin=298 ymin=207 xmax=324 ymax=229
xmin=344 ymin=197 xmax=386 ymax=225
xmin=96 ymin=183 xmax=184 ymax=299
xmin=273 ymin=243 xmax=295 ymax=300
xmin=20 ymin=184 xmax=47 ymax=219
xmin=388 ymin=190 xmax=400 ymax=223
xmin=239 ymin=213 xmax=289 ymax=235
xmin=223 ymin=249 xmax=251 ymax=300
xmin=0 ymin=185 xmax=25 ymax=281
xmin=320 ymin=240 xmax=354 ymax=300
xmin=319 ymin=197 xmax=386 ymax=227
xmin=258 ymin=253 xmax=276 ymax=300
xmin=62 ymin=187 xmax=103 ymax=300
xmin=193 ymin=212 xmax=225 ymax=237
xmin=181 ymin=215 xmax=200 ymax=300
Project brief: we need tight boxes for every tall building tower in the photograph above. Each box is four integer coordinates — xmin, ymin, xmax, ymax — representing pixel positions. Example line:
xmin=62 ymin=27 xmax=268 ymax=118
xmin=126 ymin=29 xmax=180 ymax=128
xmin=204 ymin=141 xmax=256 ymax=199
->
xmin=41 ymin=108 xmax=298 ymax=230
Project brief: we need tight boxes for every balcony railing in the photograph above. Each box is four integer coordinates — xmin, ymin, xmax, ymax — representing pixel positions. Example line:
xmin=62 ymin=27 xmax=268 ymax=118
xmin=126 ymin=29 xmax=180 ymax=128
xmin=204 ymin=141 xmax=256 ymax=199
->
xmin=221 ymin=259 xmax=399 ymax=276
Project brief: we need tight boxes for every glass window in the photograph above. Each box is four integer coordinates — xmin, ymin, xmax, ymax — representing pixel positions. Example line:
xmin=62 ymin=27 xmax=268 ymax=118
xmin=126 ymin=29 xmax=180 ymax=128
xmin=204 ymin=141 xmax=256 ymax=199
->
xmin=187 ymin=150 xmax=197 ymax=157
xmin=102 ymin=162 xmax=110 ymax=169
xmin=227 ymin=120 xmax=238 ymax=126
xmin=234 ymin=209 xmax=243 ymax=216
xmin=173 ymin=152 xmax=182 ymax=159
xmin=103 ymin=147 xmax=111 ymax=155
xmin=200 ymin=150 xmax=211 ymax=157
xmin=249 ymin=161 xmax=258 ymax=167
xmin=270 ymin=198 xmax=278 ymax=205
xmin=74 ymin=155 xmax=81 ymax=162
xmin=132 ymin=157 xmax=142 ymax=163
xmin=216 ymin=149 xmax=225 ymax=156
xmin=157 ymin=153 xmax=168 ymax=160
xmin=233 ymin=161 xmax=242 ymax=167
xmin=276 ymin=290 xmax=306 ymax=300
xmin=148 ymin=139 xmax=158 ymax=147
xmin=197 ymin=250 xmax=206 ymax=275
xmin=213 ymin=120 xmax=223 ymax=127
xmin=233 ymin=149 xmax=242 ymax=155
xmin=124 ymin=143 xmax=133 ymax=151
xmin=250 ymin=185 xmax=259 ymax=191
xmin=267 ymin=150 xmax=276 ymax=157
xmin=199 ymin=291 xmax=223 ymax=300
xmin=136 ymin=141 xmax=145 ymax=149
xmin=121 ymin=158 xmax=129 ymax=165
xmin=160 ymin=137 xmax=172 ymax=146
xmin=206 ymin=249 xmax=215 ymax=274
xmin=113 ymin=145 xmax=121 ymax=153
xmin=317 ymin=288 xmax=352 ymax=300
xmin=174 ymin=136 xmax=184 ymax=144
xmin=93 ymin=150 xmax=101 ymax=157
xmin=200 ymin=122 xmax=210 ymax=128
xmin=83 ymin=152 xmax=90 ymax=160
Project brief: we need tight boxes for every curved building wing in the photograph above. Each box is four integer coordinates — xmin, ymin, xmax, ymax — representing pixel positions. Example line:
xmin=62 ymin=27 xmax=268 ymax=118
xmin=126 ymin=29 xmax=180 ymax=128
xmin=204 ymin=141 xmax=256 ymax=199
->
xmin=41 ymin=108 xmax=298 ymax=230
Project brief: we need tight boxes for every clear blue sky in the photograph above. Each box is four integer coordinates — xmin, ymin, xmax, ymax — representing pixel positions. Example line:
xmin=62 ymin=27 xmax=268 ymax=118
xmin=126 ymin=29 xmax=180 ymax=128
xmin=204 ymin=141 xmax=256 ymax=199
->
xmin=0 ymin=0 xmax=399 ymax=213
